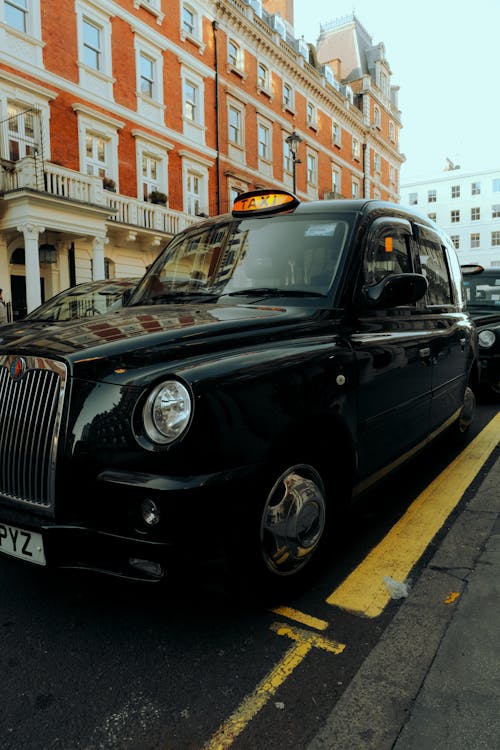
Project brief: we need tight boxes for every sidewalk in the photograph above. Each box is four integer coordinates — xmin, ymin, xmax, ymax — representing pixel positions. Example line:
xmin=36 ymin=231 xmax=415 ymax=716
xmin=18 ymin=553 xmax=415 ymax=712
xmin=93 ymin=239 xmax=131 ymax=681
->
xmin=307 ymin=450 xmax=500 ymax=750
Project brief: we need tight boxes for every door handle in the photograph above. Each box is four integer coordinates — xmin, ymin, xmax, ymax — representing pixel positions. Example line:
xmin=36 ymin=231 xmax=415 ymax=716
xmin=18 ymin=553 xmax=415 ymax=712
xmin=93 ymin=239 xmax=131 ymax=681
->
xmin=419 ymin=347 xmax=431 ymax=358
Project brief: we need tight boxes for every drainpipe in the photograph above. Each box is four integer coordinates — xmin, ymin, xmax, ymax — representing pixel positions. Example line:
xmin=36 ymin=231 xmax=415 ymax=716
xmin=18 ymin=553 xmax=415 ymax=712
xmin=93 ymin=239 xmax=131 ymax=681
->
xmin=362 ymin=141 xmax=367 ymax=198
xmin=212 ymin=20 xmax=221 ymax=214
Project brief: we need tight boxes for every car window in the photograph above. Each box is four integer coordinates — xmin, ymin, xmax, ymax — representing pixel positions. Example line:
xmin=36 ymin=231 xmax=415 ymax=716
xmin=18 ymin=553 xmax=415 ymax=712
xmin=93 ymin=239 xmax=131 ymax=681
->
xmin=363 ymin=222 xmax=413 ymax=286
xmin=417 ymin=238 xmax=453 ymax=306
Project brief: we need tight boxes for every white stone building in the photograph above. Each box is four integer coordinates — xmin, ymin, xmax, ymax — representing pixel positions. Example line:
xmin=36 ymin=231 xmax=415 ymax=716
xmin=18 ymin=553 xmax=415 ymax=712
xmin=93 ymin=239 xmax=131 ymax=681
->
xmin=401 ymin=165 xmax=500 ymax=268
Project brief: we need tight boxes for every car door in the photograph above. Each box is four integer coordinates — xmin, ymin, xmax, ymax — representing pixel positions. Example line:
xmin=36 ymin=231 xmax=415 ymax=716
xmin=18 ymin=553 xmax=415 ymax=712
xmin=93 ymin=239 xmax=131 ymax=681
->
xmin=413 ymin=223 xmax=473 ymax=432
xmin=352 ymin=217 xmax=433 ymax=483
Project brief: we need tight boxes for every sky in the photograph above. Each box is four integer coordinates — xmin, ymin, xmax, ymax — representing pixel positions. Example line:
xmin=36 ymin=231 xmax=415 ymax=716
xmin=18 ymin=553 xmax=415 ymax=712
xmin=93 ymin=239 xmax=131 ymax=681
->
xmin=293 ymin=0 xmax=500 ymax=182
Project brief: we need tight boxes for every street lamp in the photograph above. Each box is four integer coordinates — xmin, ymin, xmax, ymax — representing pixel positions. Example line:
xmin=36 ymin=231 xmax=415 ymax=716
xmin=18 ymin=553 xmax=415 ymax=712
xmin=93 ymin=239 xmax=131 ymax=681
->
xmin=286 ymin=131 xmax=302 ymax=194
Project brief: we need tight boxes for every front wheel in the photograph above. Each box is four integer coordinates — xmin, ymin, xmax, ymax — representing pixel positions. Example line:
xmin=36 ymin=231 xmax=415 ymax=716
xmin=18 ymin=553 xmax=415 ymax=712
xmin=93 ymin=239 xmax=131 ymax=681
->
xmin=225 ymin=462 xmax=331 ymax=602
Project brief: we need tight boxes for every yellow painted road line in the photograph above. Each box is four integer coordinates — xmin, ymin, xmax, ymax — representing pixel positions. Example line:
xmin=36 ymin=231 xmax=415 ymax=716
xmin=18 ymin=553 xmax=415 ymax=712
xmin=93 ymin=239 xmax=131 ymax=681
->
xmin=204 ymin=623 xmax=345 ymax=750
xmin=269 ymin=605 xmax=329 ymax=630
xmin=327 ymin=411 xmax=500 ymax=618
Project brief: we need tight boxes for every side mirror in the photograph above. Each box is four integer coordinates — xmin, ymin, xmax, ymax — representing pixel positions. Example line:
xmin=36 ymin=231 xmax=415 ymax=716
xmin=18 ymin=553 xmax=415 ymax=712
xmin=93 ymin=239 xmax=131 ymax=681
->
xmin=362 ymin=273 xmax=428 ymax=309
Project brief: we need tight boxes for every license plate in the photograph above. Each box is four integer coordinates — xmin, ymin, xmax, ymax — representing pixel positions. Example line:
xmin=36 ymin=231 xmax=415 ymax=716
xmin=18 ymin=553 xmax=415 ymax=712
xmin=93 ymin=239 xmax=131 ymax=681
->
xmin=0 ymin=523 xmax=46 ymax=565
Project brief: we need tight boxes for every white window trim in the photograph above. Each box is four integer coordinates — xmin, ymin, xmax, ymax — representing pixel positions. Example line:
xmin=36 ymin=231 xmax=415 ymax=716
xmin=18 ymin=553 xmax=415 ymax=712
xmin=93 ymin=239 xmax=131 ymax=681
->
xmin=306 ymin=101 xmax=318 ymax=131
xmin=179 ymin=151 xmax=210 ymax=217
xmin=0 ymin=0 xmax=43 ymax=65
xmin=76 ymin=1 xmax=114 ymax=88
xmin=228 ymin=100 xmax=244 ymax=148
xmin=0 ymin=72 xmax=55 ymax=160
xmin=282 ymin=81 xmax=295 ymax=114
xmin=73 ymin=104 xmax=123 ymax=188
xmin=257 ymin=60 xmax=272 ymax=99
xmin=134 ymin=34 xmax=165 ymax=109
xmin=227 ymin=38 xmax=245 ymax=78
xmin=257 ymin=116 xmax=272 ymax=164
xmin=133 ymin=0 xmax=165 ymax=25
xmin=133 ymin=131 xmax=173 ymax=201
xmin=181 ymin=65 xmax=205 ymax=133
xmin=180 ymin=1 xmax=206 ymax=53
xmin=306 ymin=149 xmax=317 ymax=186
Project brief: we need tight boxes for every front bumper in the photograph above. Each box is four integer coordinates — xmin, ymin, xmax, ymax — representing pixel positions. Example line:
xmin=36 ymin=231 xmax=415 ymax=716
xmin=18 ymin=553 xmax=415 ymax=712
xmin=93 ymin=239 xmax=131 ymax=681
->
xmin=0 ymin=462 xmax=259 ymax=581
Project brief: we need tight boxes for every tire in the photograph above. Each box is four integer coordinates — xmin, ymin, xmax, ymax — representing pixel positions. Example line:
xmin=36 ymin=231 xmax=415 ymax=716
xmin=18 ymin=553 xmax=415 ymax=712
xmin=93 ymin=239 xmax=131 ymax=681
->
xmin=224 ymin=461 xmax=331 ymax=603
xmin=450 ymin=384 xmax=476 ymax=441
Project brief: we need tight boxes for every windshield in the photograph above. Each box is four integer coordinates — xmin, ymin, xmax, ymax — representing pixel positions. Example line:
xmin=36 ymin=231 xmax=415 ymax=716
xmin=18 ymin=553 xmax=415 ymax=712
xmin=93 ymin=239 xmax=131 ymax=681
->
xmin=129 ymin=213 xmax=353 ymax=306
xmin=464 ymin=273 xmax=500 ymax=310
xmin=26 ymin=281 xmax=136 ymax=322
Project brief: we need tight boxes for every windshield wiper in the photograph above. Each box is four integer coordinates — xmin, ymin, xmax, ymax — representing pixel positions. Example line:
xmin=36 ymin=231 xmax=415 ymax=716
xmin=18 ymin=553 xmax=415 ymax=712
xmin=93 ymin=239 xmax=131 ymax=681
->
xmin=142 ymin=291 xmax=221 ymax=305
xmin=226 ymin=287 xmax=326 ymax=298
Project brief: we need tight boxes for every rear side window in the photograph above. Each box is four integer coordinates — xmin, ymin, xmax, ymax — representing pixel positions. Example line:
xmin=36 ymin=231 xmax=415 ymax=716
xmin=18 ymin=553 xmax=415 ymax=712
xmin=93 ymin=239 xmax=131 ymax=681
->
xmin=416 ymin=234 xmax=453 ymax=306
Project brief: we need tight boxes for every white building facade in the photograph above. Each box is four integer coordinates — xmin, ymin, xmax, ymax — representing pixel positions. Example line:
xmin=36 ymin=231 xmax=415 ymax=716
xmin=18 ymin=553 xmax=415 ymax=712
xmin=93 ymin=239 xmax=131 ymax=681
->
xmin=401 ymin=167 xmax=500 ymax=269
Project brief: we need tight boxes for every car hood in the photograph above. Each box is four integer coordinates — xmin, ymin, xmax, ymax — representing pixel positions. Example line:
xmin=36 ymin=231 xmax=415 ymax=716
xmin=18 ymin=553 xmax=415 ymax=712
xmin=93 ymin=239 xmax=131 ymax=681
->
xmin=467 ymin=307 xmax=500 ymax=327
xmin=0 ymin=302 xmax=327 ymax=382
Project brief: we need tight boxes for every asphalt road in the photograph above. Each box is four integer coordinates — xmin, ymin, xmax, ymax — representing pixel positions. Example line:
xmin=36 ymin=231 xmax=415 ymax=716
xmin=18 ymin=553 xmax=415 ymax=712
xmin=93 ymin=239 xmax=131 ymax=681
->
xmin=0 ymin=402 xmax=498 ymax=750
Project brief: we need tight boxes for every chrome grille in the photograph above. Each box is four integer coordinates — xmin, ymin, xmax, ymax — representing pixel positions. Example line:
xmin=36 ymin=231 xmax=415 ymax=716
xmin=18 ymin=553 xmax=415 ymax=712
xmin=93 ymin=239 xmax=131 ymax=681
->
xmin=0 ymin=355 xmax=67 ymax=514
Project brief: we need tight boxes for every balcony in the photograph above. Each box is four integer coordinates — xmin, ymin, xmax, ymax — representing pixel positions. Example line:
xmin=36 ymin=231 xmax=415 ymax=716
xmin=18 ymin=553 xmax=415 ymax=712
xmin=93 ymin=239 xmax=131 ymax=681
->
xmin=0 ymin=156 xmax=202 ymax=240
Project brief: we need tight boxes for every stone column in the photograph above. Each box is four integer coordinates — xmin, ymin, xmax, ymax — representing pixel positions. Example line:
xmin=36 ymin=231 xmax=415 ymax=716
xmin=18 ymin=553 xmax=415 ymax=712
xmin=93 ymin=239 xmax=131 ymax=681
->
xmin=17 ymin=223 xmax=43 ymax=312
xmin=92 ymin=236 xmax=107 ymax=280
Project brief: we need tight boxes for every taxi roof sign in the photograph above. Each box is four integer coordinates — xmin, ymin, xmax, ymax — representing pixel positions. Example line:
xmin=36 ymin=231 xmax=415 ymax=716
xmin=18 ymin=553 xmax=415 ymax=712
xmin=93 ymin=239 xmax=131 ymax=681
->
xmin=232 ymin=189 xmax=299 ymax=217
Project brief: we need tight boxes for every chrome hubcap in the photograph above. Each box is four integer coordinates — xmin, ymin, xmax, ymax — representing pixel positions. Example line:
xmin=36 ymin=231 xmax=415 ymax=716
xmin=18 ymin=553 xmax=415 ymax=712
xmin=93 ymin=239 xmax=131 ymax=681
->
xmin=458 ymin=386 xmax=475 ymax=432
xmin=260 ymin=467 xmax=326 ymax=576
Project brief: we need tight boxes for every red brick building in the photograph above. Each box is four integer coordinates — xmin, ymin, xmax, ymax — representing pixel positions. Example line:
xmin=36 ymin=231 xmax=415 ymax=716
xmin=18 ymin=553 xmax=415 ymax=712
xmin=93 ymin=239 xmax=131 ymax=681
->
xmin=0 ymin=0 xmax=403 ymax=319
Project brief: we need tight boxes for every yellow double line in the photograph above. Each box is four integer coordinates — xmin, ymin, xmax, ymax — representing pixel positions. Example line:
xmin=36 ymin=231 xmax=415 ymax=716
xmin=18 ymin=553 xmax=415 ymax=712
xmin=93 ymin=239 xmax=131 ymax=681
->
xmin=328 ymin=411 xmax=500 ymax=617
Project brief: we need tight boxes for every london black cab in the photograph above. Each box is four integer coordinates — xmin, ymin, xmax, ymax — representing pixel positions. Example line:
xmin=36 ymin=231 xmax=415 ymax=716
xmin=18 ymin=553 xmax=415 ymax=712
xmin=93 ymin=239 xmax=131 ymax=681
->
xmin=461 ymin=264 xmax=500 ymax=399
xmin=0 ymin=190 xmax=478 ymax=597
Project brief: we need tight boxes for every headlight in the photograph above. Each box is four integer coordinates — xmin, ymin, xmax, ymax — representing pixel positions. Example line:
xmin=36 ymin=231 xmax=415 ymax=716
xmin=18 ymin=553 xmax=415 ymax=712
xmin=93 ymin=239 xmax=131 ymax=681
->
xmin=478 ymin=329 xmax=496 ymax=349
xmin=143 ymin=380 xmax=192 ymax=444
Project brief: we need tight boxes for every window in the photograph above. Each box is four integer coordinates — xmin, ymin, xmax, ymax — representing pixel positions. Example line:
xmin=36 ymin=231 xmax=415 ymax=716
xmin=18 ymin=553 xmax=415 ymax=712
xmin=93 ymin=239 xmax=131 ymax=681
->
xmin=5 ymin=0 xmax=28 ymax=32
xmin=352 ymin=137 xmax=360 ymax=161
xmin=450 ymin=235 xmax=459 ymax=249
xmin=283 ymin=138 xmax=292 ymax=173
xmin=135 ymin=135 xmax=169 ymax=205
xmin=307 ymin=154 xmax=317 ymax=185
xmin=184 ymin=81 xmax=198 ymax=122
xmin=141 ymin=154 xmax=160 ymax=200
xmin=471 ymin=181 xmax=481 ymax=195
xmin=373 ymin=106 xmax=381 ymax=128
xmin=417 ymin=235 xmax=452 ymax=306
xmin=428 ymin=189 xmax=436 ymax=203
xmin=409 ymin=192 xmax=417 ymax=205
xmin=258 ymin=123 xmax=270 ymax=161
xmin=451 ymin=185 xmax=460 ymax=198
xmin=492 ymin=231 xmax=500 ymax=247
xmin=389 ymin=120 xmax=395 ymax=142
xmin=332 ymin=120 xmax=341 ymax=146
xmin=228 ymin=106 xmax=241 ymax=145
xmin=282 ymin=83 xmax=294 ymax=111
xmin=307 ymin=153 xmax=316 ymax=184
xmin=257 ymin=63 xmax=269 ymax=91
xmin=139 ymin=53 xmax=154 ymax=97
xmin=389 ymin=166 xmax=396 ymax=184
xmin=428 ymin=212 xmax=437 ymax=222
xmin=307 ymin=102 xmax=317 ymax=128
xmin=374 ymin=153 xmax=381 ymax=173
xmin=85 ymin=132 xmax=108 ymax=177
xmin=6 ymin=102 xmax=39 ymax=161
xmin=186 ymin=171 xmax=202 ymax=215
xmin=493 ymin=204 xmax=500 ymax=219
xmin=331 ymin=168 xmax=340 ymax=194
xmin=351 ymin=179 xmax=359 ymax=199
xmin=227 ymin=39 xmax=243 ymax=71
xmin=471 ymin=207 xmax=480 ymax=221
xmin=363 ymin=223 xmax=412 ymax=287
xmin=182 ymin=5 xmax=195 ymax=35
xmin=470 ymin=233 xmax=480 ymax=248
xmin=82 ymin=17 xmax=102 ymax=70
xmin=451 ymin=210 xmax=460 ymax=223
xmin=74 ymin=104 xmax=119 ymax=187
xmin=493 ymin=179 xmax=500 ymax=192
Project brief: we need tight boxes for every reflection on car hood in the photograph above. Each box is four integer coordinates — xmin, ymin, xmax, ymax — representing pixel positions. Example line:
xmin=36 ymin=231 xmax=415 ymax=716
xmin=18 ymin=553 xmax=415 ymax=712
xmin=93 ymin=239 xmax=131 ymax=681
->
xmin=0 ymin=302 xmax=319 ymax=380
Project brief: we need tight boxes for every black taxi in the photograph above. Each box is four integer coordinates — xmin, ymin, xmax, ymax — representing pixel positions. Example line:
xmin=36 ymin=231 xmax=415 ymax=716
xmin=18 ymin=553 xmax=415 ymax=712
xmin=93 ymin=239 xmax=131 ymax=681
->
xmin=462 ymin=264 xmax=500 ymax=399
xmin=0 ymin=190 xmax=478 ymax=596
